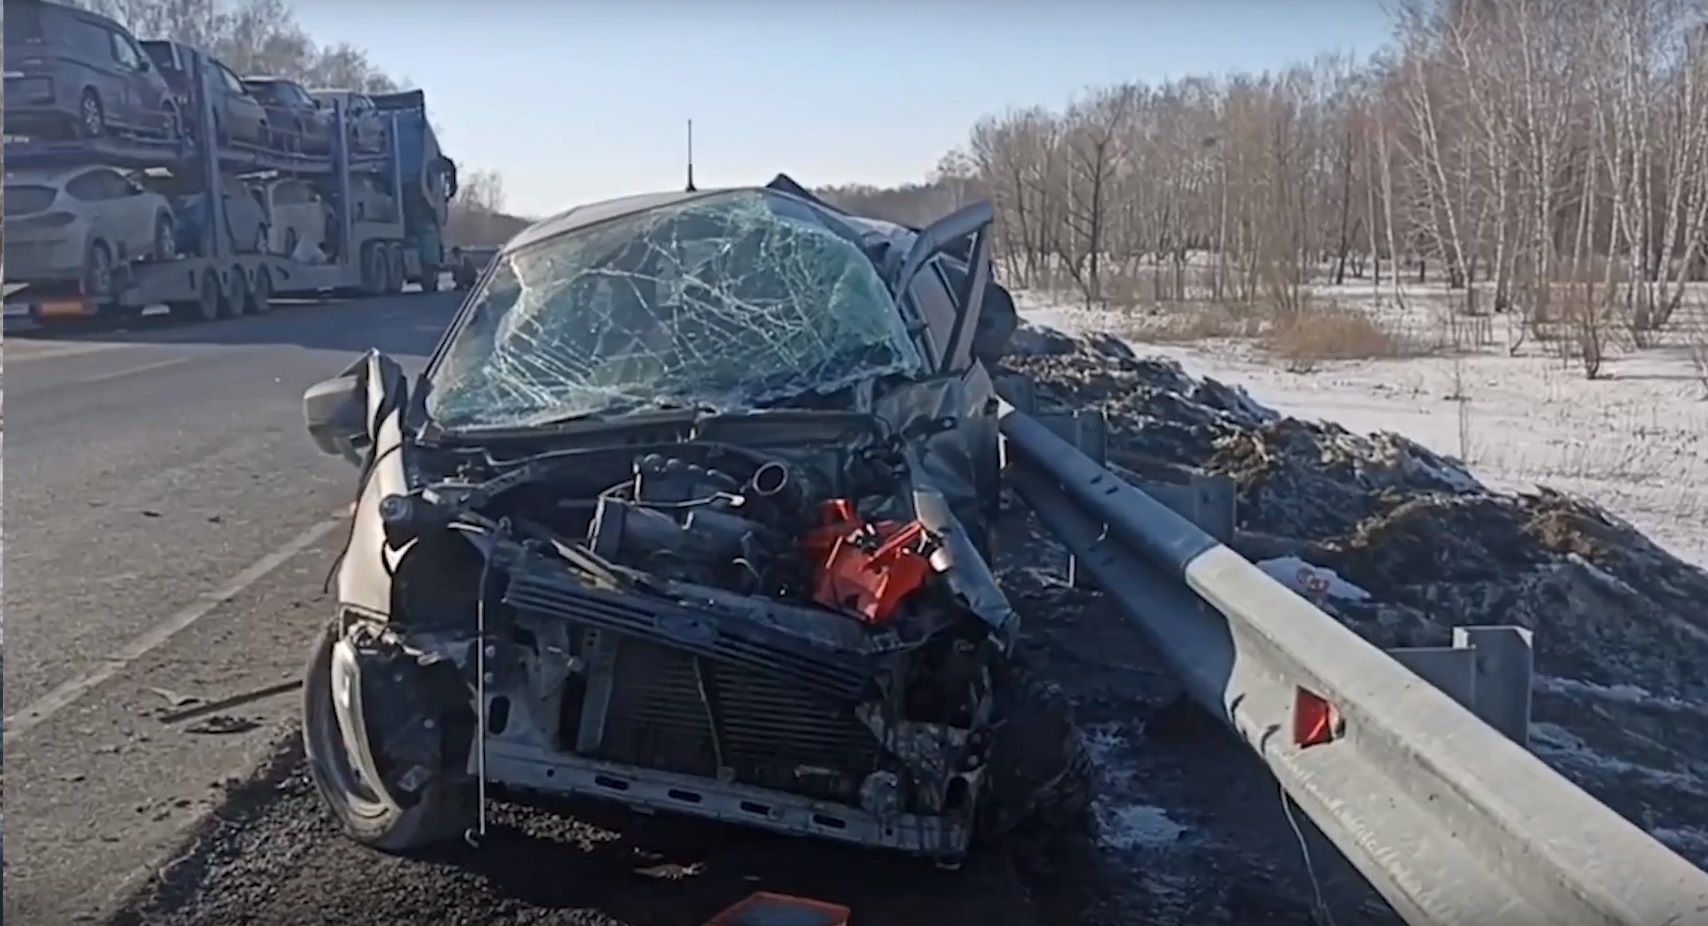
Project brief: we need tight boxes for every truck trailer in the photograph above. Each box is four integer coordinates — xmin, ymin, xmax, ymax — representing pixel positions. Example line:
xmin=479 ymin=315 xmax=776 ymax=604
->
xmin=3 ymin=52 xmax=456 ymax=325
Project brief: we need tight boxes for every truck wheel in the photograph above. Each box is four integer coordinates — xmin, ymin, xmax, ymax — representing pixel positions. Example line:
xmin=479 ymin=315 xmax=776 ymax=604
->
xmin=302 ymin=621 xmax=473 ymax=853
xmin=223 ymin=267 xmax=250 ymax=319
xmin=361 ymin=245 xmax=387 ymax=295
xmin=385 ymin=244 xmax=406 ymax=294
xmin=172 ymin=269 xmax=222 ymax=323
xmin=250 ymin=267 xmax=273 ymax=314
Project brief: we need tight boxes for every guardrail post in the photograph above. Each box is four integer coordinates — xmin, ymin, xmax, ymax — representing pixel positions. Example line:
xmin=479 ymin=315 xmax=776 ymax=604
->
xmin=1124 ymin=473 xmax=1237 ymax=546
xmin=993 ymin=374 xmax=1036 ymax=415
xmin=1388 ymin=625 xmax=1533 ymax=746
xmin=1455 ymin=625 xmax=1534 ymax=748
xmin=1031 ymin=410 xmax=1107 ymax=588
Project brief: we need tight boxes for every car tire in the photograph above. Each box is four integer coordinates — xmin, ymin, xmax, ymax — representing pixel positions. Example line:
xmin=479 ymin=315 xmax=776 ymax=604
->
xmin=162 ymin=102 xmax=182 ymax=141
xmin=153 ymin=213 xmax=177 ymax=261
xmin=979 ymin=656 xmax=1095 ymax=845
xmin=82 ymin=240 xmax=115 ymax=299
xmin=302 ymin=620 xmax=474 ymax=852
xmin=78 ymin=89 xmax=106 ymax=139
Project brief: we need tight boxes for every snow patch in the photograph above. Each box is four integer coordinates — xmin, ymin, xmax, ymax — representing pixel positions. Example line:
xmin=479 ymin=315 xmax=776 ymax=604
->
xmin=1082 ymin=723 xmax=1192 ymax=853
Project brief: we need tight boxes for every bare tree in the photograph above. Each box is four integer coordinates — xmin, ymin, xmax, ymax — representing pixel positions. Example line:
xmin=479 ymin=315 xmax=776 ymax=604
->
xmin=819 ymin=0 xmax=1708 ymax=380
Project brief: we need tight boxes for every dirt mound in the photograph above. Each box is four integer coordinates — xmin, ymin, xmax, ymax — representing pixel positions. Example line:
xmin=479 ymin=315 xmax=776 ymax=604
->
xmin=999 ymin=322 xmax=1708 ymax=869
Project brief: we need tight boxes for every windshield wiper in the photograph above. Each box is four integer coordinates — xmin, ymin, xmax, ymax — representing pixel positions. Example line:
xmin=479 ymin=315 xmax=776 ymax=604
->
xmin=434 ymin=404 xmax=717 ymax=443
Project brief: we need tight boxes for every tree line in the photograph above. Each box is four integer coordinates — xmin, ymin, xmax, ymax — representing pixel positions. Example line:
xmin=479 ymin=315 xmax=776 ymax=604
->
xmin=56 ymin=0 xmax=526 ymax=245
xmin=824 ymin=0 xmax=1708 ymax=377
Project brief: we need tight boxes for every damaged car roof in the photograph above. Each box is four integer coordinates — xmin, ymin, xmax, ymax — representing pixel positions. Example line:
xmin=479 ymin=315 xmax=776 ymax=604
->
xmin=507 ymin=187 xmax=755 ymax=252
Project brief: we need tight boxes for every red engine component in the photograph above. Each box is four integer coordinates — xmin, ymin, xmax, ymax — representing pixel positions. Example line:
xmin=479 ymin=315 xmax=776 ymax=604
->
xmin=800 ymin=498 xmax=935 ymax=625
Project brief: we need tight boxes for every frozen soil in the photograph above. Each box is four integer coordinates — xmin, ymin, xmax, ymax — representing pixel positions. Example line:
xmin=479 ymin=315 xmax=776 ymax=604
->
xmin=993 ymin=323 xmax=1708 ymax=924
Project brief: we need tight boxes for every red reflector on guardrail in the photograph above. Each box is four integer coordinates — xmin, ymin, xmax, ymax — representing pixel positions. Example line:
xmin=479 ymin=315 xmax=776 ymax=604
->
xmin=1294 ymin=688 xmax=1342 ymax=748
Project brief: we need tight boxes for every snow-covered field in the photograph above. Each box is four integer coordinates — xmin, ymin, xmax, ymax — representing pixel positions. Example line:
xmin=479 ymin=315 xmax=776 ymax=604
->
xmin=1021 ymin=285 xmax=1708 ymax=569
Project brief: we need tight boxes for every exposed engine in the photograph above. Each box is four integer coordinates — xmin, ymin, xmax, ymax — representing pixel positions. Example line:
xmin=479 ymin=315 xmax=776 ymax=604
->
xmin=481 ymin=445 xmax=997 ymax=820
xmin=585 ymin=453 xmax=801 ymax=596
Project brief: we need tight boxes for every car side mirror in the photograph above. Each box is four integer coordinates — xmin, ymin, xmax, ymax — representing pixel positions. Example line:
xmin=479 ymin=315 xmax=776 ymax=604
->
xmin=303 ymin=373 xmax=369 ymax=462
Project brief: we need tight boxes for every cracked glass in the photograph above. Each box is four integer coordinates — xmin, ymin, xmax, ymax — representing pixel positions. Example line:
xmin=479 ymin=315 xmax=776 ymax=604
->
xmin=425 ymin=190 xmax=926 ymax=431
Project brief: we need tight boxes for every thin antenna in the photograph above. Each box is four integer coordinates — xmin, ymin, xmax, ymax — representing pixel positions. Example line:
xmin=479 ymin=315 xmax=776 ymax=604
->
xmin=685 ymin=119 xmax=697 ymax=192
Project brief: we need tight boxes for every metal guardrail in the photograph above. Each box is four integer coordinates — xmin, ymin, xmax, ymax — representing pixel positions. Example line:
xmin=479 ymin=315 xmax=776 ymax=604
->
xmin=995 ymin=389 xmax=1708 ymax=926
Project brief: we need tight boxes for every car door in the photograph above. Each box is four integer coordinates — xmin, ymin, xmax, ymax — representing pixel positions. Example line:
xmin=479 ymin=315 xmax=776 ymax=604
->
xmin=887 ymin=201 xmax=995 ymax=374
xmin=63 ymin=168 xmax=133 ymax=254
xmin=227 ymin=177 xmax=266 ymax=253
xmin=100 ymin=23 xmax=160 ymax=133
xmin=64 ymin=14 xmax=130 ymax=130
xmin=290 ymin=83 xmax=331 ymax=148
xmin=269 ymin=180 xmax=307 ymax=253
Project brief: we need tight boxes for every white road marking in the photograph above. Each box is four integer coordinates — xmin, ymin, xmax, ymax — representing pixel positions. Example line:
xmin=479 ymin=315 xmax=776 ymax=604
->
xmin=66 ymin=356 xmax=194 ymax=386
xmin=4 ymin=340 xmax=136 ymax=363
xmin=3 ymin=515 xmax=346 ymax=745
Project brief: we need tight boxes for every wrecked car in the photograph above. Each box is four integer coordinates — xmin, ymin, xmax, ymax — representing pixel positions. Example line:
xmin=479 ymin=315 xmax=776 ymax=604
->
xmin=297 ymin=175 xmax=1091 ymax=865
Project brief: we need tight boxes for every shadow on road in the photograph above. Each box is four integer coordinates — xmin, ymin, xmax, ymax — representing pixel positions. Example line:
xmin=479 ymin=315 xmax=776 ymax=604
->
xmin=108 ymin=737 xmax=1041 ymax=926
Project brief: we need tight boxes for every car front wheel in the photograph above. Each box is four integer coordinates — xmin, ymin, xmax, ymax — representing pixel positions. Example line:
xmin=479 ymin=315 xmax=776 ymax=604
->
xmin=302 ymin=620 xmax=474 ymax=852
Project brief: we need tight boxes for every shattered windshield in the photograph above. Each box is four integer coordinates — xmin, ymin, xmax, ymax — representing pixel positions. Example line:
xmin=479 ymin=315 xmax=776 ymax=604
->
xmin=425 ymin=190 xmax=925 ymax=431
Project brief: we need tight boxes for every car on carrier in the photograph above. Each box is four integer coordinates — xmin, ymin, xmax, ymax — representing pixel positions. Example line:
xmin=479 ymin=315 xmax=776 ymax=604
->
xmin=3 ymin=164 xmax=177 ymax=294
xmin=148 ymin=173 xmax=269 ymax=256
xmin=2 ymin=0 xmax=181 ymax=141
xmin=296 ymin=175 xmax=1082 ymax=866
xmin=139 ymin=40 xmax=270 ymax=147
xmin=241 ymin=75 xmax=332 ymax=153
xmin=309 ymin=88 xmax=388 ymax=153
xmin=260 ymin=177 xmax=331 ymax=260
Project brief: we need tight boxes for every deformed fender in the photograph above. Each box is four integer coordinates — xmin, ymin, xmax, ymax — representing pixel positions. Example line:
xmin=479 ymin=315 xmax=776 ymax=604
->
xmin=336 ymin=351 xmax=417 ymax=622
xmin=874 ymin=365 xmax=1015 ymax=644
xmin=913 ymin=486 xmax=1019 ymax=648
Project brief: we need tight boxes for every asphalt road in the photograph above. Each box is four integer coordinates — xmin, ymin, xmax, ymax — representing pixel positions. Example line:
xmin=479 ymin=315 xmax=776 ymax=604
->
xmin=0 ymin=300 xmax=1042 ymax=926
xmin=1 ymin=296 xmax=458 ymax=923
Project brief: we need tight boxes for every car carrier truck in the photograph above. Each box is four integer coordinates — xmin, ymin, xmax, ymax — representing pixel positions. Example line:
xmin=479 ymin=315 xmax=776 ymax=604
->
xmin=2 ymin=52 xmax=456 ymax=325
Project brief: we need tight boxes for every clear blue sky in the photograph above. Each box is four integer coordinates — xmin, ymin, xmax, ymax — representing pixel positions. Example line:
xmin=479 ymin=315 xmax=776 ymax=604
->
xmin=293 ymin=0 xmax=1394 ymax=218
